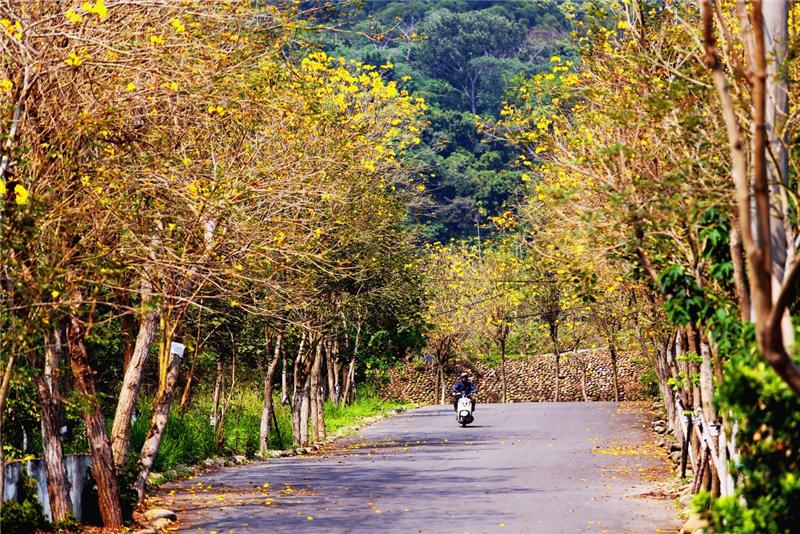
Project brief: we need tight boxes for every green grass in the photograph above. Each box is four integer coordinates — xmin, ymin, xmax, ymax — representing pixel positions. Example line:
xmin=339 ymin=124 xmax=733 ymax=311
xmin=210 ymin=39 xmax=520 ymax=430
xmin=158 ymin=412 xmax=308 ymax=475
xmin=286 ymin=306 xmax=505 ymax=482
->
xmin=323 ymin=394 xmax=411 ymax=435
xmin=129 ymin=386 xmax=408 ymax=473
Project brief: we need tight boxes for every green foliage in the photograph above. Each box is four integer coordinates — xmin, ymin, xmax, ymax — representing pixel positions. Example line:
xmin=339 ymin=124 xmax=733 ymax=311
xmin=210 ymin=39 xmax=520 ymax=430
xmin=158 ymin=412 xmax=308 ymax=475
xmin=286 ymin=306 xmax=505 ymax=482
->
xmin=701 ymin=330 xmax=800 ymax=533
xmin=317 ymin=0 xmax=574 ymax=242
xmin=0 ymin=471 xmax=48 ymax=534
xmin=413 ymin=9 xmax=526 ymax=114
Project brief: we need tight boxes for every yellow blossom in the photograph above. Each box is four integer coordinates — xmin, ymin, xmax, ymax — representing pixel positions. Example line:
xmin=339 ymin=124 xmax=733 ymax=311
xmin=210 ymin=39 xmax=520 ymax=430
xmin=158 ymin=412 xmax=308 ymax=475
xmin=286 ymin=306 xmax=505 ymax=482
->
xmin=65 ymin=9 xmax=83 ymax=24
xmin=170 ymin=18 xmax=186 ymax=33
xmin=14 ymin=184 xmax=29 ymax=205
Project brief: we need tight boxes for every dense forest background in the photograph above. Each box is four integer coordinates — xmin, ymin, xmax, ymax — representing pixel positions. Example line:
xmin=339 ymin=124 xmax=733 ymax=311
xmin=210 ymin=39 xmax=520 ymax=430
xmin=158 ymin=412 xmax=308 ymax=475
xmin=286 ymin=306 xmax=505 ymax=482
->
xmin=314 ymin=0 xmax=576 ymax=241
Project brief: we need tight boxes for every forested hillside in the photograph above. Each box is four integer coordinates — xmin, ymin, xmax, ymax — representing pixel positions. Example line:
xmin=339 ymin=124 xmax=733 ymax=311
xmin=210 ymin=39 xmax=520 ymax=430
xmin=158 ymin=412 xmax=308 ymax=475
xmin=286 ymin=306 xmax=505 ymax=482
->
xmin=316 ymin=1 xmax=576 ymax=241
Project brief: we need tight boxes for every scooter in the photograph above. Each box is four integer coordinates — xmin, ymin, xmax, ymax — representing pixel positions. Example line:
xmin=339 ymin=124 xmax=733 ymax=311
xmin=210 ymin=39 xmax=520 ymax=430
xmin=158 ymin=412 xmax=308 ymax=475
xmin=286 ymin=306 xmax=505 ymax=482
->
xmin=455 ymin=391 xmax=474 ymax=427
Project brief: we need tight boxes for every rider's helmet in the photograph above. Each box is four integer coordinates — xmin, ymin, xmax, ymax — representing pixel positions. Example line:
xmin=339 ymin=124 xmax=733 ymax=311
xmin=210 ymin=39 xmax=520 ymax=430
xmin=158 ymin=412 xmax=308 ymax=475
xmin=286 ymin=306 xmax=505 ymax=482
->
xmin=459 ymin=372 xmax=469 ymax=380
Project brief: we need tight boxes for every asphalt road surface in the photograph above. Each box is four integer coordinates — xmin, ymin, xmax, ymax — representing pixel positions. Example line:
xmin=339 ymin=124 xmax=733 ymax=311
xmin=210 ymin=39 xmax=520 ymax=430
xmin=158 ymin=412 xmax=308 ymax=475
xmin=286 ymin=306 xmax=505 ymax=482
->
xmin=155 ymin=402 xmax=679 ymax=533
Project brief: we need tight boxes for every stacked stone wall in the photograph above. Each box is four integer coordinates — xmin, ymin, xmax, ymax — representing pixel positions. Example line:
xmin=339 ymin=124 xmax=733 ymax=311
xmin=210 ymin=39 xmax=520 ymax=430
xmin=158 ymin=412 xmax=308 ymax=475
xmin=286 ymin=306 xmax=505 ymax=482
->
xmin=384 ymin=349 xmax=652 ymax=404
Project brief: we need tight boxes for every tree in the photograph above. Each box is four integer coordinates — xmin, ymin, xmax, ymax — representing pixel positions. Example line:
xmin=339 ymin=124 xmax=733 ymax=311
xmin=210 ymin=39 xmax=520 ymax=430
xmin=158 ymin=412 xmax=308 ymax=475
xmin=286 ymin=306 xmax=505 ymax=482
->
xmin=414 ymin=10 xmax=526 ymax=114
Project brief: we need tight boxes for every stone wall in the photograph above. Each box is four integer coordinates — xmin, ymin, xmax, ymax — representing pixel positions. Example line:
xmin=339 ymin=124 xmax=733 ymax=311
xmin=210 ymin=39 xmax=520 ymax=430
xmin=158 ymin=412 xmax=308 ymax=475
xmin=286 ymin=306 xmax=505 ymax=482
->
xmin=384 ymin=349 xmax=652 ymax=404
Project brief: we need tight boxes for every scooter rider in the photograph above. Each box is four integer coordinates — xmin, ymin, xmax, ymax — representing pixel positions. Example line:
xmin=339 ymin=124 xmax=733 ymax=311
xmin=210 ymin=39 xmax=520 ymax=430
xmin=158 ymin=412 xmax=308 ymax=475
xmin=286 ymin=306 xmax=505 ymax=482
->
xmin=452 ymin=372 xmax=476 ymax=411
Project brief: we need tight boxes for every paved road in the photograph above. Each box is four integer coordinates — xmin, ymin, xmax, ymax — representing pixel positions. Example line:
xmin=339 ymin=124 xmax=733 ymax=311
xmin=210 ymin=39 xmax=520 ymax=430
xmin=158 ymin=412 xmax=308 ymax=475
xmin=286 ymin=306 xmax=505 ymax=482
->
xmin=155 ymin=402 xmax=678 ymax=533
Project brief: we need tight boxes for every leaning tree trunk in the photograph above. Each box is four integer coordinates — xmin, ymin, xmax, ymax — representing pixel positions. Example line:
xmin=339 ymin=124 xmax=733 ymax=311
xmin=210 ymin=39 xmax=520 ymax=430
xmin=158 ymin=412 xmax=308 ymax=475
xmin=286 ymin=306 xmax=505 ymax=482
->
xmin=609 ymin=343 xmax=620 ymax=402
xmin=342 ymin=357 xmax=356 ymax=406
xmin=259 ymin=331 xmax=282 ymax=455
xmin=34 ymin=328 xmax=71 ymax=522
xmin=111 ymin=297 xmax=158 ymax=469
xmin=67 ymin=310 xmax=123 ymax=527
xmin=179 ymin=317 xmax=204 ymax=413
xmin=133 ymin=339 xmax=183 ymax=504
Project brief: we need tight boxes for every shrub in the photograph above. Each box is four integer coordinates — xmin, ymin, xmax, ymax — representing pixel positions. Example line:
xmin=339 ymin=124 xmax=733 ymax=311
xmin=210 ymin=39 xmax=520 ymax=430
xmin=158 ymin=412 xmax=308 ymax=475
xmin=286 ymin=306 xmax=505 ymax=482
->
xmin=699 ymin=330 xmax=800 ymax=533
xmin=0 ymin=470 xmax=48 ymax=534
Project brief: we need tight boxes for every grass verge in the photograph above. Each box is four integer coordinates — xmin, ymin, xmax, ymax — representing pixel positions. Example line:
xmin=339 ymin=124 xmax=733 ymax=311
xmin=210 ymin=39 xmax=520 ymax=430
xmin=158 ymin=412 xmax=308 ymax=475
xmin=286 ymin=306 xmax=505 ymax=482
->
xmin=130 ymin=386 xmax=410 ymax=473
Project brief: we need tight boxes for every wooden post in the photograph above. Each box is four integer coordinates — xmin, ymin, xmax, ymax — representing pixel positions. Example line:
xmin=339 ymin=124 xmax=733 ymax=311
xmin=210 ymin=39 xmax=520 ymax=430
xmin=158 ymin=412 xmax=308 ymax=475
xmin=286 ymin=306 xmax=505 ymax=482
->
xmin=681 ymin=417 xmax=692 ymax=479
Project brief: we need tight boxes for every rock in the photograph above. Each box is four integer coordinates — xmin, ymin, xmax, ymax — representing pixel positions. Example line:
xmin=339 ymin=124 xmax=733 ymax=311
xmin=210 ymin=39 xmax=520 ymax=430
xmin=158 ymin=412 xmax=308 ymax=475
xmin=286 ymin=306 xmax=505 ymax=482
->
xmin=679 ymin=493 xmax=694 ymax=508
xmin=134 ymin=529 xmax=157 ymax=534
xmin=164 ymin=469 xmax=177 ymax=480
xmin=392 ymin=407 xmax=406 ymax=414
xmin=173 ymin=464 xmax=190 ymax=475
xmin=681 ymin=513 xmax=709 ymax=533
xmin=149 ymin=517 xmax=174 ymax=532
xmin=202 ymin=458 xmax=216 ymax=468
xmin=670 ymin=442 xmax=683 ymax=452
xmin=145 ymin=509 xmax=177 ymax=521
xmin=147 ymin=472 xmax=165 ymax=486
xmin=233 ymin=455 xmax=247 ymax=464
xmin=669 ymin=451 xmax=682 ymax=463
xmin=656 ymin=438 xmax=666 ymax=448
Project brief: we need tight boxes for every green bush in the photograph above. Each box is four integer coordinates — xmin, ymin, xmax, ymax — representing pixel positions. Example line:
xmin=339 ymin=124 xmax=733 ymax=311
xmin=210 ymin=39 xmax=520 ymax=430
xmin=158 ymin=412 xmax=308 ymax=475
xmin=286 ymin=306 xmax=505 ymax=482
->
xmin=0 ymin=471 xmax=48 ymax=534
xmin=700 ymin=328 xmax=800 ymax=533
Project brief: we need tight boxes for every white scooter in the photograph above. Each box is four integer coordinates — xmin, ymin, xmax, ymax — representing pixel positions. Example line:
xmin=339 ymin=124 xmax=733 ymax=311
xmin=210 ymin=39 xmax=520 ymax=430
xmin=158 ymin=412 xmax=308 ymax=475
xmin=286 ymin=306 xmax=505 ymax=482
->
xmin=455 ymin=391 xmax=474 ymax=427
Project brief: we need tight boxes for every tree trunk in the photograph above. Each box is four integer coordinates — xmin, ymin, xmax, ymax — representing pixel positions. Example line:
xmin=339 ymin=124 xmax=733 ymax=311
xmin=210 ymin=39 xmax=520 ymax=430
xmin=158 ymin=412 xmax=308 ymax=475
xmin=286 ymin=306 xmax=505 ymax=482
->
xmin=499 ymin=338 xmax=508 ymax=403
xmin=299 ymin=381 xmax=311 ymax=447
xmin=111 ymin=303 xmax=158 ymax=469
xmin=210 ymin=356 xmax=223 ymax=427
xmin=215 ymin=346 xmax=237 ymax=449
xmin=729 ymin=216 xmax=751 ymax=321
xmin=699 ymin=339 xmax=717 ymax=422
xmin=310 ymin=342 xmax=326 ymax=443
xmin=179 ymin=315 xmax=204 ymax=413
xmin=433 ymin=363 xmax=440 ymax=405
xmin=179 ymin=347 xmax=199 ymax=413
xmin=326 ymin=340 xmax=336 ymax=402
xmin=260 ymin=331 xmax=282 ymax=456
xmin=439 ymin=366 xmax=447 ymax=405
xmin=342 ymin=357 xmax=356 ymax=406
xmin=0 ymin=352 xmax=14 ymax=510
xmin=34 ymin=327 xmax=71 ymax=522
xmin=117 ymin=291 xmax=137 ymax=373
xmin=133 ymin=346 xmax=183 ymax=504
xmin=291 ymin=337 xmax=312 ymax=447
xmin=292 ymin=333 xmax=307 ymax=405
xmin=609 ymin=343 xmax=620 ymax=402
xmin=280 ymin=337 xmax=291 ymax=405
xmin=550 ymin=326 xmax=561 ymax=402
xmin=67 ymin=312 xmax=122 ymax=527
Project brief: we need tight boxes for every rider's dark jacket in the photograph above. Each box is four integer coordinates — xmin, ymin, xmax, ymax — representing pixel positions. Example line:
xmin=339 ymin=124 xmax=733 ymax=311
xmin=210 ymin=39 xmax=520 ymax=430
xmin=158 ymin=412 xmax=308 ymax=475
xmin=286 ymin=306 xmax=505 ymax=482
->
xmin=452 ymin=380 xmax=477 ymax=396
